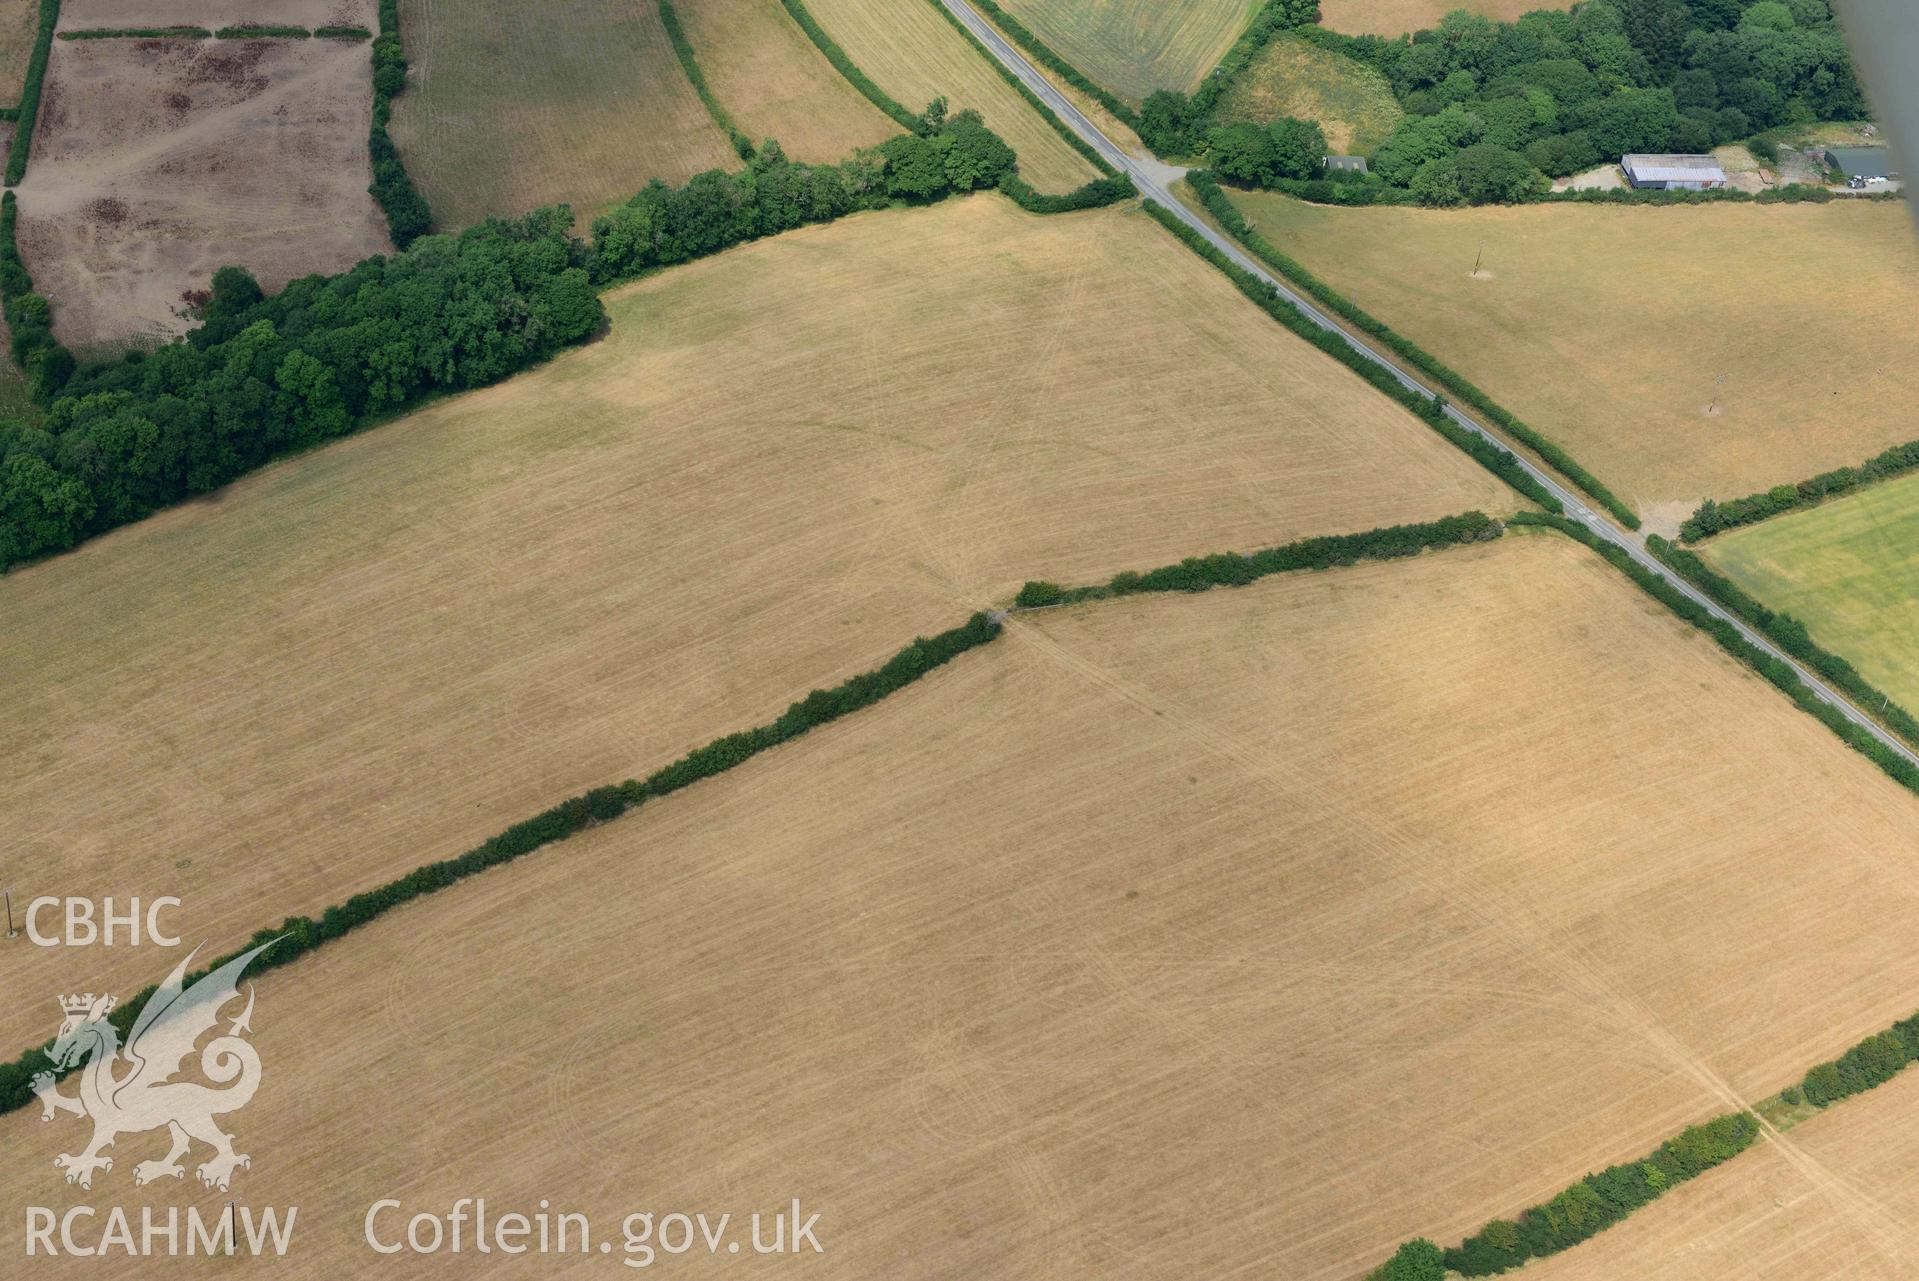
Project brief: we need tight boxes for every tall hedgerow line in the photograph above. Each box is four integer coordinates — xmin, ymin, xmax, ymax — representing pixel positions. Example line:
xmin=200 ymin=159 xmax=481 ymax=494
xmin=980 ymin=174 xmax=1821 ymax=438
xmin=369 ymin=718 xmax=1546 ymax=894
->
xmin=0 ymin=612 xmax=1005 ymax=1118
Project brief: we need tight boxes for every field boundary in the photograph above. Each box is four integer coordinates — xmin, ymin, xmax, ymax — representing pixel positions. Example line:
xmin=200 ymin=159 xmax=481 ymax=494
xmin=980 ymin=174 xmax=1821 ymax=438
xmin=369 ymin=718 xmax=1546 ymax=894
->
xmin=1681 ymin=436 xmax=1919 ymax=542
xmin=0 ymin=189 xmax=70 ymax=399
xmin=0 ymin=611 xmax=1006 ymax=1117
xmin=657 ymin=0 xmax=753 ymax=160
xmin=962 ymin=0 xmax=1143 ymax=131
xmin=1184 ymin=171 xmax=1641 ymax=528
xmin=1512 ymin=512 xmax=1919 ymax=794
xmin=368 ymin=0 xmax=430 ymax=245
xmin=916 ymin=0 xmax=1113 ymax=178
xmin=1140 ymin=197 xmax=1559 ymax=514
xmin=0 ymin=507 xmax=1522 ymax=1112
xmin=56 ymin=25 xmax=372 ymax=40
xmin=1647 ymin=535 xmax=1919 ymax=751
xmin=1013 ymin=510 xmax=1501 ymax=607
xmin=1364 ymin=513 xmax=1919 ymax=1279
xmin=776 ymin=0 xmax=926 ymax=133
xmin=4 ymin=0 xmax=59 ymax=186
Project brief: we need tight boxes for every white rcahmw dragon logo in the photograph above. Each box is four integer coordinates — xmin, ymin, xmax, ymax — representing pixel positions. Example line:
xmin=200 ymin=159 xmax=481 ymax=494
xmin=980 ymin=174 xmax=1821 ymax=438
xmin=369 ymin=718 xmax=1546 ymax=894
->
xmin=32 ymin=941 xmax=276 ymax=1192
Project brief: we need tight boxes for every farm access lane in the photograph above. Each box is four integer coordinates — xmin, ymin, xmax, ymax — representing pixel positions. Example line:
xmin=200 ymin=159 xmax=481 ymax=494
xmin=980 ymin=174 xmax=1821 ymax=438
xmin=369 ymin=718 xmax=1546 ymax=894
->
xmin=936 ymin=0 xmax=1919 ymax=775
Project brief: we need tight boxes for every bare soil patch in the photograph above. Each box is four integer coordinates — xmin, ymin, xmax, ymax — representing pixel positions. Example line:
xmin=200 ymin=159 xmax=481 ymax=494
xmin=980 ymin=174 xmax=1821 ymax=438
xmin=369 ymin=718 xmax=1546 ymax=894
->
xmin=15 ymin=36 xmax=390 ymax=349
xmin=0 ymin=195 xmax=1509 ymax=1059
xmin=59 ymin=0 xmax=373 ymax=27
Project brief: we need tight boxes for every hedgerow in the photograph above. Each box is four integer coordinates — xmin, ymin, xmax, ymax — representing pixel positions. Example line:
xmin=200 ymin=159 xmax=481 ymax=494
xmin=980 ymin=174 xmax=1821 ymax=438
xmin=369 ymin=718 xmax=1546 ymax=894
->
xmin=1187 ymin=171 xmax=1638 ymax=528
xmin=0 ymin=610 xmax=1004 ymax=1119
xmin=1798 ymin=1013 xmax=1919 ymax=1110
xmin=314 ymin=25 xmax=372 ymax=39
xmin=1014 ymin=511 xmax=1503 ymax=609
xmin=1510 ymin=513 xmax=1919 ymax=795
xmin=999 ymin=171 xmax=1132 ymax=214
xmin=5 ymin=0 xmax=60 ymax=186
xmin=776 ymin=0 xmax=924 ymax=133
xmin=1682 ymin=437 xmax=1919 ymax=542
xmin=1267 ymin=179 xmax=1886 ymax=209
xmin=368 ymin=0 xmax=431 ymax=245
xmin=1140 ymin=198 xmax=1559 ymax=514
xmin=0 ymin=111 xmax=1038 ymax=569
xmin=0 ymin=190 xmax=72 ymax=401
xmin=1647 ymin=536 xmax=1919 ymax=749
xmin=659 ymin=0 xmax=753 ymax=160
xmin=1433 ymin=1112 xmax=1759 ymax=1275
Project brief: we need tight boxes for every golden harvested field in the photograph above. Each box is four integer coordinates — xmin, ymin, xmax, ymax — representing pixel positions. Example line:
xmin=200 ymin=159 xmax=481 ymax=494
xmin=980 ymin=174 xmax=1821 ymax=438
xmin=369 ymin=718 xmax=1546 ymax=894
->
xmin=1224 ymin=192 xmax=1919 ymax=524
xmin=0 ymin=195 xmax=1508 ymax=1059
xmin=805 ymin=0 xmax=1097 ymax=193
xmin=995 ymin=0 xmax=1259 ymax=104
xmin=389 ymin=0 xmax=738 ymax=230
xmin=1213 ymin=33 xmax=1404 ymax=154
xmin=59 ymin=0 xmax=372 ymax=25
xmin=16 ymin=36 xmax=390 ymax=350
xmin=1319 ymin=0 xmax=1571 ymax=37
xmin=11 ymin=535 xmax=1919 ymax=1276
xmin=1526 ymin=1067 xmax=1919 ymax=1279
xmin=670 ymin=0 xmax=896 ymax=164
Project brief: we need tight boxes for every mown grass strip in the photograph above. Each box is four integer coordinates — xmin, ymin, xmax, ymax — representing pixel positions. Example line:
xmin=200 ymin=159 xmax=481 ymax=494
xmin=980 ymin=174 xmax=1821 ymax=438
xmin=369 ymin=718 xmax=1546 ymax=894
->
xmin=1140 ymin=198 xmax=1559 ymax=515
xmin=658 ymin=0 xmax=753 ymax=160
xmin=1014 ymin=511 xmax=1504 ymax=608
xmin=0 ymin=611 xmax=1004 ymax=1117
xmin=776 ymin=0 xmax=925 ymax=133
xmin=1647 ymin=535 xmax=1919 ymax=750
xmin=916 ymin=0 xmax=1114 ymax=177
xmin=1186 ymin=171 xmax=1641 ymax=530
xmin=5 ymin=0 xmax=60 ymax=187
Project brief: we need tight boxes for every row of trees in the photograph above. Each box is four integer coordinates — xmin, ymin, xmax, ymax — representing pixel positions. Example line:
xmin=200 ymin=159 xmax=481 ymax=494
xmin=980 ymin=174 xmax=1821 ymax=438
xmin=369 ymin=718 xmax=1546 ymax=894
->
xmin=1300 ymin=0 xmax=1863 ymax=204
xmin=1015 ymin=511 xmax=1504 ymax=607
xmin=369 ymin=0 xmax=431 ymax=245
xmin=0 ymin=609 xmax=1004 ymax=1119
xmin=1683 ymin=435 xmax=1919 ymax=540
xmin=1441 ymin=1113 xmax=1758 ymax=1274
xmin=1 ymin=210 xmax=599 ymax=568
xmin=0 ymin=103 xmax=1091 ymax=570
xmin=590 ymin=107 xmax=1015 ymax=282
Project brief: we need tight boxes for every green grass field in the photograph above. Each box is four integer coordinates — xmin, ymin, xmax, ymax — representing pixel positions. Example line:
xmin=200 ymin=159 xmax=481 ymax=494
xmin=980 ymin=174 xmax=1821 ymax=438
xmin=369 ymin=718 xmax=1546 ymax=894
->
xmin=1701 ymin=472 xmax=1919 ymax=715
xmin=993 ymin=0 xmax=1261 ymax=104
xmin=390 ymin=0 xmax=739 ymax=229
xmin=1212 ymin=33 xmax=1402 ymax=154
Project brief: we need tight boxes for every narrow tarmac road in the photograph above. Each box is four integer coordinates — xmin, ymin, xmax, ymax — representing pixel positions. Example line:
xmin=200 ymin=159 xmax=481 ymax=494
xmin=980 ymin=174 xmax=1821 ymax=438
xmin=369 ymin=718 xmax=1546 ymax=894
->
xmin=937 ymin=0 xmax=1919 ymax=774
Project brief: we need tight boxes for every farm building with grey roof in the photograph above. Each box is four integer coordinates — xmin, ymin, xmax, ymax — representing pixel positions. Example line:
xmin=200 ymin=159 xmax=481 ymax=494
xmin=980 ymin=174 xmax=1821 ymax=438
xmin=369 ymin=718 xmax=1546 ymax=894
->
xmin=1621 ymin=154 xmax=1727 ymax=190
